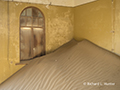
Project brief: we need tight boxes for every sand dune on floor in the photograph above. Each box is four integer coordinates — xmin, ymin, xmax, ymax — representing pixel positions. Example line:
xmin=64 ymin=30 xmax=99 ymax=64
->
xmin=0 ymin=39 xmax=120 ymax=90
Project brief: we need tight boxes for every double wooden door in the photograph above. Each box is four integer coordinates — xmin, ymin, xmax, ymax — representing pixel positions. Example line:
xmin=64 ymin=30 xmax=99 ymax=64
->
xmin=20 ymin=7 xmax=45 ymax=60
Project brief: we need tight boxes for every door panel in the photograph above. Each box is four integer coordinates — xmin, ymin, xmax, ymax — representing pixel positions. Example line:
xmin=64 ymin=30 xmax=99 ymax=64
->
xmin=20 ymin=27 xmax=33 ymax=60
xmin=33 ymin=28 xmax=44 ymax=57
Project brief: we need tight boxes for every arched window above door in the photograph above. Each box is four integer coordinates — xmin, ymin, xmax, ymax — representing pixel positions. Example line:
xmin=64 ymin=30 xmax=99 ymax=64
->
xmin=20 ymin=7 xmax=44 ymax=27
xmin=20 ymin=7 xmax=45 ymax=61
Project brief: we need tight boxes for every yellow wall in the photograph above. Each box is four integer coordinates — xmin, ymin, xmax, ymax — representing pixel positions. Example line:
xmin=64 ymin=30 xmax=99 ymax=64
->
xmin=0 ymin=1 xmax=24 ymax=84
xmin=74 ymin=0 xmax=113 ymax=52
xmin=114 ymin=0 xmax=120 ymax=55
xmin=0 ymin=1 xmax=74 ymax=84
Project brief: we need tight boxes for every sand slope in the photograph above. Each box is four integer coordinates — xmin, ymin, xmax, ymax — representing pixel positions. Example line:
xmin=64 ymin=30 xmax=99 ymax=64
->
xmin=0 ymin=39 xmax=120 ymax=90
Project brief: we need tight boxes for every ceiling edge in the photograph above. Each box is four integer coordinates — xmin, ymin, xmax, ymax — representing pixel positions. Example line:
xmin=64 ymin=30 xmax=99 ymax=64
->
xmin=3 ymin=0 xmax=97 ymax=7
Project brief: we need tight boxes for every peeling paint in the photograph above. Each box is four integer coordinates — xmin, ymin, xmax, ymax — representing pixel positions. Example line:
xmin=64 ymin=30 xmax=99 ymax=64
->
xmin=15 ymin=2 xmax=19 ymax=6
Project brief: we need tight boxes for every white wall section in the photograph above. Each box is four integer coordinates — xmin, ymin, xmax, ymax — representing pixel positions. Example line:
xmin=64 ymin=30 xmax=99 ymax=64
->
xmin=4 ymin=0 xmax=97 ymax=7
xmin=75 ymin=0 xmax=97 ymax=6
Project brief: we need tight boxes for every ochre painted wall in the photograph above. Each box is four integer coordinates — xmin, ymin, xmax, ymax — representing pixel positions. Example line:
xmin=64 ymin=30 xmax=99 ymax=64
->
xmin=0 ymin=1 xmax=24 ymax=84
xmin=0 ymin=1 xmax=74 ymax=84
xmin=74 ymin=0 xmax=113 ymax=52
xmin=114 ymin=0 xmax=120 ymax=55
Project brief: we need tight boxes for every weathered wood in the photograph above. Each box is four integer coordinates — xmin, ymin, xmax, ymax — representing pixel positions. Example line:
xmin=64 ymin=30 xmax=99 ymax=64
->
xmin=20 ymin=7 xmax=45 ymax=60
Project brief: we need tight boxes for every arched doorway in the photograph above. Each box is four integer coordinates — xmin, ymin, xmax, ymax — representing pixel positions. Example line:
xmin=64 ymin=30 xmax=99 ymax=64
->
xmin=20 ymin=7 xmax=45 ymax=61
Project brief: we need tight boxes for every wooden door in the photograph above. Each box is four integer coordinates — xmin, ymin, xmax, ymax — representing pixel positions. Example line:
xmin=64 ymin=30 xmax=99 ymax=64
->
xmin=33 ymin=28 xmax=44 ymax=57
xmin=20 ymin=27 xmax=33 ymax=60
xmin=20 ymin=7 xmax=45 ymax=60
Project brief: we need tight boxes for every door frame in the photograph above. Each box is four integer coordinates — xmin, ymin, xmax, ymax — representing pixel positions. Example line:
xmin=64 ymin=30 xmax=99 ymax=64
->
xmin=19 ymin=6 xmax=46 ymax=61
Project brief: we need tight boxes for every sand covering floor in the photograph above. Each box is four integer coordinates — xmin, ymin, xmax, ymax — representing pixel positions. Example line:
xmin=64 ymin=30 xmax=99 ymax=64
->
xmin=0 ymin=40 xmax=120 ymax=90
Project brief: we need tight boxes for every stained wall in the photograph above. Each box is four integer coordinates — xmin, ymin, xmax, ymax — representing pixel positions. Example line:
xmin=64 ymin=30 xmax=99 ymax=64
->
xmin=74 ymin=0 xmax=113 ymax=52
xmin=0 ymin=1 xmax=74 ymax=83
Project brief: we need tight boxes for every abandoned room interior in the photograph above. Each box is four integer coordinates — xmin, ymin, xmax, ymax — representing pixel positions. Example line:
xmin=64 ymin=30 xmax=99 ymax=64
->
xmin=0 ymin=0 xmax=120 ymax=89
